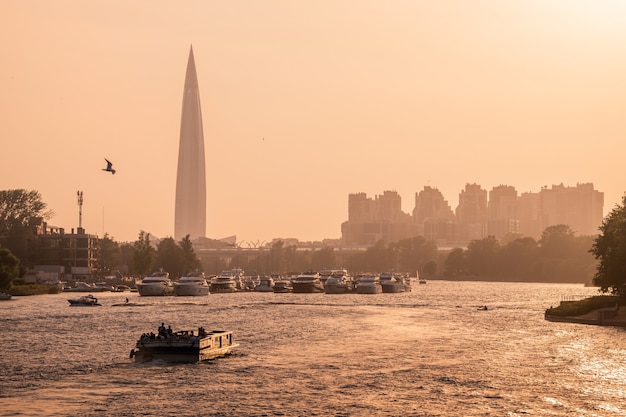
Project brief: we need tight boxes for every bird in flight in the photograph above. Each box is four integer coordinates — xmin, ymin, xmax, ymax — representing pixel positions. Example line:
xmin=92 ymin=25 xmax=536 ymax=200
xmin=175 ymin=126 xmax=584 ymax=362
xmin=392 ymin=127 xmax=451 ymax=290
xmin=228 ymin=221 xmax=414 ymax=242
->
xmin=102 ymin=158 xmax=116 ymax=175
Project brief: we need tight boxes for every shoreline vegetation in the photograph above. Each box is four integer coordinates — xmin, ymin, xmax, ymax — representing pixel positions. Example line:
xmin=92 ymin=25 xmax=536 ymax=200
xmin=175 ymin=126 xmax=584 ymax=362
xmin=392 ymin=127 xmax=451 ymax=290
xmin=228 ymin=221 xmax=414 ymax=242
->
xmin=6 ymin=284 xmax=61 ymax=296
xmin=545 ymin=295 xmax=626 ymax=327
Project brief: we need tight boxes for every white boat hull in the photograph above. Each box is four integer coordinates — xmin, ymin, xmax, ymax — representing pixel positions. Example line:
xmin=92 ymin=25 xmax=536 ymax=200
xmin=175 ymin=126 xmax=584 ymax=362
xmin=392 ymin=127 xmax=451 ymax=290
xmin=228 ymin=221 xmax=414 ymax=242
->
xmin=137 ymin=284 xmax=174 ymax=296
xmin=174 ymin=284 xmax=210 ymax=296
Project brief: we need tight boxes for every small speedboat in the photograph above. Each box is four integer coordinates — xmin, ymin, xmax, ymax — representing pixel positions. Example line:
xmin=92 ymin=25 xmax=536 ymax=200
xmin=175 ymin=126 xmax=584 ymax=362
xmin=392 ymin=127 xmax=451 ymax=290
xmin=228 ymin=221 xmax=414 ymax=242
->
xmin=0 ymin=293 xmax=12 ymax=300
xmin=68 ymin=294 xmax=101 ymax=306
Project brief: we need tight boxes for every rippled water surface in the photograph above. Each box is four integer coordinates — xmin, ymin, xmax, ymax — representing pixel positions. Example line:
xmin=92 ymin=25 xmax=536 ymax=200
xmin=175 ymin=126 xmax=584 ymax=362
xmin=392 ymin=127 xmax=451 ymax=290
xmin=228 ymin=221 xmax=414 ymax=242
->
xmin=1 ymin=281 xmax=625 ymax=416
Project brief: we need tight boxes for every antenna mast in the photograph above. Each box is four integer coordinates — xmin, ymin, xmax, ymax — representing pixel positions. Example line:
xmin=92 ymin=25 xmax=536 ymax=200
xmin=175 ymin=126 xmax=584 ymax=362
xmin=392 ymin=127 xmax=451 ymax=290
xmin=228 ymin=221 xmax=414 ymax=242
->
xmin=77 ymin=191 xmax=83 ymax=228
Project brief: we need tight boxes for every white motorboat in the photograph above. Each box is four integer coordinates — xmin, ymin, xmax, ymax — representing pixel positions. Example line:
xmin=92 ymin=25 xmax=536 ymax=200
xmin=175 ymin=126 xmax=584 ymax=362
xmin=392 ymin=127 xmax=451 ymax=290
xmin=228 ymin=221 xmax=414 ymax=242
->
xmin=0 ymin=293 xmax=13 ymax=300
xmin=324 ymin=269 xmax=355 ymax=294
xmin=210 ymin=271 xmax=238 ymax=293
xmin=174 ymin=272 xmax=210 ymax=296
xmin=137 ymin=271 xmax=174 ymax=296
xmin=291 ymin=272 xmax=324 ymax=293
xmin=68 ymin=294 xmax=101 ymax=306
xmin=355 ymin=274 xmax=382 ymax=294
xmin=68 ymin=282 xmax=107 ymax=292
xmin=380 ymin=273 xmax=411 ymax=293
xmin=318 ymin=269 xmax=334 ymax=287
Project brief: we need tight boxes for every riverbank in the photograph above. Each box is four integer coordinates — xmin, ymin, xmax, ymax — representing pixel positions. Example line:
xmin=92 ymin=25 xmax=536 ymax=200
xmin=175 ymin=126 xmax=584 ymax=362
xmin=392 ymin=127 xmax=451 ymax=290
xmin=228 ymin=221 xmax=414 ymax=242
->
xmin=545 ymin=295 xmax=626 ymax=327
xmin=545 ymin=307 xmax=626 ymax=327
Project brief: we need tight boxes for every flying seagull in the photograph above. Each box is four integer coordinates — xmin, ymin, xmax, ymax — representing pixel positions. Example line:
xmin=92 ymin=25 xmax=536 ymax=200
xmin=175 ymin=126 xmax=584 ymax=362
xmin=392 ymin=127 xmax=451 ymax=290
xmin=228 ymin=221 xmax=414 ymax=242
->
xmin=102 ymin=158 xmax=116 ymax=175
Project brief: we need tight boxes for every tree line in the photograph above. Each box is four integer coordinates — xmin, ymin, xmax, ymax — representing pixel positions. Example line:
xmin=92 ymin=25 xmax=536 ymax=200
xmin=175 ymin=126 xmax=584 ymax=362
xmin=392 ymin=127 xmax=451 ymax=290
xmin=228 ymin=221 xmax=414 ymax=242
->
xmin=443 ymin=225 xmax=597 ymax=283
xmin=1 ymin=188 xmax=626 ymax=294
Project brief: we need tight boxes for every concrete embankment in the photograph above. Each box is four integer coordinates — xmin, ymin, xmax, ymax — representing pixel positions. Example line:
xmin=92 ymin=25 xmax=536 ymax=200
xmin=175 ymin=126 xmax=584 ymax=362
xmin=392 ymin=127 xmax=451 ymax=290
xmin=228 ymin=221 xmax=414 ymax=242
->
xmin=545 ymin=308 xmax=626 ymax=327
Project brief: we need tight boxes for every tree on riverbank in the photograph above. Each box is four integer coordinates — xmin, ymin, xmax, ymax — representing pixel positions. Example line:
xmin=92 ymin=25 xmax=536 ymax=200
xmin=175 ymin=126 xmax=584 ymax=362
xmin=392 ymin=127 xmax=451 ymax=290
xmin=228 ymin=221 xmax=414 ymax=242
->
xmin=0 ymin=247 xmax=20 ymax=290
xmin=0 ymin=189 xmax=52 ymax=265
xmin=591 ymin=194 xmax=626 ymax=294
xmin=443 ymin=225 xmax=596 ymax=283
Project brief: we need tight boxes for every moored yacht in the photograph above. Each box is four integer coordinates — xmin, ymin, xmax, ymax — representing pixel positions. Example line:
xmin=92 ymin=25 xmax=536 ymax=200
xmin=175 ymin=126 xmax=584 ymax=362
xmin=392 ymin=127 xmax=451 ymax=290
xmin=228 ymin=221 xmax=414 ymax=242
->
xmin=379 ymin=273 xmax=411 ymax=293
xmin=318 ymin=269 xmax=334 ymax=287
xmin=272 ymin=280 xmax=292 ymax=293
xmin=68 ymin=281 xmax=107 ymax=292
xmin=137 ymin=271 xmax=174 ymax=296
xmin=324 ymin=269 xmax=355 ymax=294
xmin=254 ymin=275 xmax=275 ymax=292
xmin=355 ymin=274 xmax=382 ymax=294
xmin=210 ymin=270 xmax=238 ymax=293
xmin=174 ymin=272 xmax=210 ymax=296
xmin=291 ymin=272 xmax=324 ymax=293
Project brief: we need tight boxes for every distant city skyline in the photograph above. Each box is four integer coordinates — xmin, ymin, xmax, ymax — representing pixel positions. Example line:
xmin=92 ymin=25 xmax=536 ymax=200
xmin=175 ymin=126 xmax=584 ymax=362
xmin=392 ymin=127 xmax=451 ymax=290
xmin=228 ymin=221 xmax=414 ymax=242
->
xmin=2 ymin=2 xmax=625 ymax=243
xmin=342 ymin=182 xmax=604 ymax=247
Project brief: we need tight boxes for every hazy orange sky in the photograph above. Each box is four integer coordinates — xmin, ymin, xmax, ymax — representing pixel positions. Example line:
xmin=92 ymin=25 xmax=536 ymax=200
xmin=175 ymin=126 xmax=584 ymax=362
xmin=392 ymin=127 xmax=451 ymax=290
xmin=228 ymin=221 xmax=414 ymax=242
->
xmin=2 ymin=1 xmax=625 ymax=244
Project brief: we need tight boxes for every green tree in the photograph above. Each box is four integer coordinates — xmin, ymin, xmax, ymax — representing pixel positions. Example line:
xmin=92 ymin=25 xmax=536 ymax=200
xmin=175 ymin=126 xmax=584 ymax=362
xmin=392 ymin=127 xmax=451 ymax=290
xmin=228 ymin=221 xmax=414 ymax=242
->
xmin=591 ymin=194 xmax=626 ymax=294
xmin=444 ymin=247 xmax=465 ymax=276
xmin=465 ymin=236 xmax=500 ymax=277
xmin=500 ymin=237 xmax=538 ymax=280
xmin=311 ymin=247 xmax=337 ymax=271
xmin=392 ymin=236 xmax=437 ymax=274
xmin=362 ymin=240 xmax=395 ymax=272
xmin=100 ymin=233 xmax=121 ymax=273
xmin=155 ymin=237 xmax=185 ymax=278
xmin=0 ymin=189 xmax=53 ymax=265
xmin=539 ymin=224 xmax=576 ymax=258
xmin=283 ymin=244 xmax=308 ymax=273
xmin=132 ymin=231 xmax=155 ymax=276
xmin=0 ymin=247 xmax=20 ymax=290
xmin=179 ymin=235 xmax=201 ymax=274
xmin=118 ymin=242 xmax=135 ymax=275
xmin=268 ymin=241 xmax=286 ymax=273
xmin=423 ymin=260 xmax=437 ymax=277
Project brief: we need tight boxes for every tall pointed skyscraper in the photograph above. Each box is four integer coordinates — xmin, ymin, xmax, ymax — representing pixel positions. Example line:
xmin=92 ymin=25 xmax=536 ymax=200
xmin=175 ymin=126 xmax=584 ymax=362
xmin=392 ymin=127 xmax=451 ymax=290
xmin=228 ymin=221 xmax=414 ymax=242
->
xmin=175 ymin=46 xmax=207 ymax=240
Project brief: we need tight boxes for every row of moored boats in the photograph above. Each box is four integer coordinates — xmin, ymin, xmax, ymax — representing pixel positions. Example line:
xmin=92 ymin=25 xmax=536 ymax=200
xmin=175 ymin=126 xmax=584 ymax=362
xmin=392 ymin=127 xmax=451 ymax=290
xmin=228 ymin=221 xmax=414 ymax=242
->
xmin=134 ymin=269 xmax=418 ymax=296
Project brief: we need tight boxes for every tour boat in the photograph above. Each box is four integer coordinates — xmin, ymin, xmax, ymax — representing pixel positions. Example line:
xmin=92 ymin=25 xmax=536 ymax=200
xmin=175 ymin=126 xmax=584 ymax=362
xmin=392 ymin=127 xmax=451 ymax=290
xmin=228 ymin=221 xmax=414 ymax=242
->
xmin=130 ymin=324 xmax=239 ymax=363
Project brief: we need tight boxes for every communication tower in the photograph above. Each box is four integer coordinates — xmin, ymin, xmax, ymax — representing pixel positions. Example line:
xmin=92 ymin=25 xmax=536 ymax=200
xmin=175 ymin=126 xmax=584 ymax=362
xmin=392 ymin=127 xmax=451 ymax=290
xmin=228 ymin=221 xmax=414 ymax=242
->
xmin=77 ymin=191 xmax=83 ymax=228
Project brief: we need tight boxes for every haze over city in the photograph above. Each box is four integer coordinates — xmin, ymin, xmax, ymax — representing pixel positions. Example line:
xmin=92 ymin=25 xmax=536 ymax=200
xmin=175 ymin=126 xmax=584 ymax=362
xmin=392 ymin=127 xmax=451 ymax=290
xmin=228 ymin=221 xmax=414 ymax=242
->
xmin=2 ymin=1 xmax=625 ymax=244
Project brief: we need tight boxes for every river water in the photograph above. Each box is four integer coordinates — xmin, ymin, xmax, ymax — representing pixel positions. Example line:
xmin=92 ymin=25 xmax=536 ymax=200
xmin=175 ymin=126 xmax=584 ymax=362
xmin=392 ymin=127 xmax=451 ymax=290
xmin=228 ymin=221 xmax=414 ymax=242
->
xmin=1 ymin=281 xmax=625 ymax=417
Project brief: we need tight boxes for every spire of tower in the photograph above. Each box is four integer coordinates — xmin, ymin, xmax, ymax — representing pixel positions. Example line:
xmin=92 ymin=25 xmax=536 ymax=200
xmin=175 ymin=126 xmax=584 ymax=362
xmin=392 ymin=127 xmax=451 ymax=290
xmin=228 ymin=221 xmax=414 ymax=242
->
xmin=175 ymin=46 xmax=207 ymax=240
